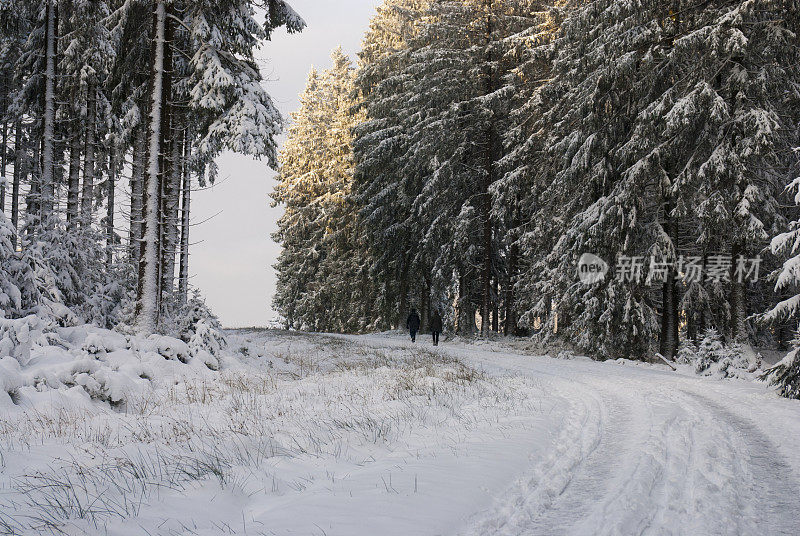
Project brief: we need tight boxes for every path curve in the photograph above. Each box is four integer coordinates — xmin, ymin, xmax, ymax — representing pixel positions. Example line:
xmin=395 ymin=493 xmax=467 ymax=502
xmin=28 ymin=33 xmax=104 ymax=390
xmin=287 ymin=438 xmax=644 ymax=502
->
xmin=342 ymin=334 xmax=800 ymax=536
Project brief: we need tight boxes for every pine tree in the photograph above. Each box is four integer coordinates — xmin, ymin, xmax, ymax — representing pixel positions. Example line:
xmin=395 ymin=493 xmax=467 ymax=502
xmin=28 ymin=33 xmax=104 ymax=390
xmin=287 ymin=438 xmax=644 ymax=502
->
xmin=135 ymin=0 xmax=305 ymax=333
xmin=353 ymin=0 xmax=540 ymax=334
xmin=273 ymin=49 xmax=372 ymax=331
xmin=353 ymin=0 xmax=429 ymax=329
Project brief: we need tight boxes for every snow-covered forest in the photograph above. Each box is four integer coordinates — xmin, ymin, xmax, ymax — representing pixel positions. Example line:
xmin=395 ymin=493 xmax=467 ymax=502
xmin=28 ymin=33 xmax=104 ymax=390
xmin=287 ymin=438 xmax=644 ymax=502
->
xmin=0 ymin=0 xmax=304 ymax=335
xmin=272 ymin=0 xmax=800 ymax=399
xmin=2 ymin=1 xmax=800 ymax=534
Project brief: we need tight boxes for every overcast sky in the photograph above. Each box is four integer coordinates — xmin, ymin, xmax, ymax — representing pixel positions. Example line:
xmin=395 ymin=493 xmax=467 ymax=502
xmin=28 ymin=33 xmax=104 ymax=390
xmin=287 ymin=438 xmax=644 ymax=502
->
xmin=190 ymin=1 xmax=381 ymax=328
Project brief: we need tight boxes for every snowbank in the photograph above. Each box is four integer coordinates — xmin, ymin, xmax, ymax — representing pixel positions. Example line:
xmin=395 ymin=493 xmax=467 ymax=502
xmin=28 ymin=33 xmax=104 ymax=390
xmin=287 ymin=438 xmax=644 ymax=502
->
xmin=0 ymin=318 xmax=225 ymax=414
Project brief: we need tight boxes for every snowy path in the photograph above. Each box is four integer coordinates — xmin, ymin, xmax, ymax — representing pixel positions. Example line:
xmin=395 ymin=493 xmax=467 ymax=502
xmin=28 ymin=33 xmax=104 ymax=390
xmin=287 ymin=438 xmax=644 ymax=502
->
xmin=331 ymin=334 xmax=800 ymax=536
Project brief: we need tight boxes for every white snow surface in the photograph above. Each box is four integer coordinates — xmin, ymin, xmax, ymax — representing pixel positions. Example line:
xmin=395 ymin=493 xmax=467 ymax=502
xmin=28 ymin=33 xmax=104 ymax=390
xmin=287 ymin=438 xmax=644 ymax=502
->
xmin=1 ymin=329 xmax=799 ymax=535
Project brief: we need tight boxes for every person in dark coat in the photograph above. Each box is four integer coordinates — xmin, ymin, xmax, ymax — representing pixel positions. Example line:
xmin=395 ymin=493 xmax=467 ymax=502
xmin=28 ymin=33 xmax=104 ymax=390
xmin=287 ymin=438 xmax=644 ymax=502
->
xmin=406 ymin=309 xmax=421 ymax=342
xmin=430 ymin=309 xmax=443 ymax=346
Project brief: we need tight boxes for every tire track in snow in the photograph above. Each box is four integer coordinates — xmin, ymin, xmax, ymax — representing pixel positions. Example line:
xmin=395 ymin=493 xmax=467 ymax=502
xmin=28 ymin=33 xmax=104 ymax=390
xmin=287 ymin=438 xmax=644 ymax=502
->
xmin=573 ymin=385 xmax=757 ymax=536
xmin=460 ymin=382 xmax=609 ymax=536
xmin=336 ymin=335 xmax=800 ymax=535
xmin=677 ymin=391 xmax=800 ymax=535
xmin=528 ymin=381 xmax=800 ymax=536
xmin=455 ymin=360 xmax=640 ymax=536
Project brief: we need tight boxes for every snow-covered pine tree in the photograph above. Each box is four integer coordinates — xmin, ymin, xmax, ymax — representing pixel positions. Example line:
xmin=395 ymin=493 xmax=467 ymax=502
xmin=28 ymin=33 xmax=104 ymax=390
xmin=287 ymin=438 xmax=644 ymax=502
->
xmin=353 ymin=0 xmax=429 ymax=329
xmin=492 ymin=0 xmax=561 ymax=336
xmin=763 ymin=161 xmax=800 ymax=399
xmin=272 ymin=67 xmax=323 ymax=329
xmin=511 ymin=0 xmax=799 ymax=359
xmin=407 ymin=0 xmax=541 ymax=335
xmin=0 ymin=213 xmax=21 ymax=316
xmin=631 ymin=0 xmax=799 ymax=349
xmin=513 ymin=0 xmax=674 ymax=359
xmin=273 ymin=49 xmax=373 ymax=331
xmin=135 ymin=0 xmax=305 ymax=333
xmin=58 ymin=0 xmax=115 ymax=230
xmin=354 ymin=0 xmax=540 ymax=335
xmin=307 ymin=49 xmax=372 ymax=331
xmin=0 ymin=0 xmax=27 ymax=229
xmin=11 ymin=0 xmax=59 ymax=230
xmin=107 ymin=0 xmax=152 ymax=264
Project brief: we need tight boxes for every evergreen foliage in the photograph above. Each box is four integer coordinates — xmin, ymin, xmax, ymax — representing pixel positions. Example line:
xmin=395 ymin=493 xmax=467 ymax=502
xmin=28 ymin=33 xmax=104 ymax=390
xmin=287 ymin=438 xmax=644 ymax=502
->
xmin=272 ymin=48 xmax=375 ymax=332
xmin=0 ymin=0 xmax=304 ymax=335
xmin=274 ymin=0 xmax=800 ymax=402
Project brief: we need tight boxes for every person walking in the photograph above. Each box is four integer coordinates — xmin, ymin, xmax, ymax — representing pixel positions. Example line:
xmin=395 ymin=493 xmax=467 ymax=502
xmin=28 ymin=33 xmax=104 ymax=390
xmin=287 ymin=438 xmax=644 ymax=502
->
xmin=406 ymin=308 xmax=421 ymax=342
xmin=430 ymin=309 xmax=443 ymax=346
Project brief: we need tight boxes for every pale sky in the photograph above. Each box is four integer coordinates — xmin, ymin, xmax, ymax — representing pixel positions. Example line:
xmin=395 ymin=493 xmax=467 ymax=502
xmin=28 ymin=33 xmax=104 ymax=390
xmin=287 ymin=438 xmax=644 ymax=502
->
xmin=190 ymin=1 xmax=381 ymax=328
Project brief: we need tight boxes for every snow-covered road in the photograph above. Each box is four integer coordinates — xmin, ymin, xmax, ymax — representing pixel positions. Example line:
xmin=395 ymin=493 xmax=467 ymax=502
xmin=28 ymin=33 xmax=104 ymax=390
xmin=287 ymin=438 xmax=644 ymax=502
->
xmin=332 ymin=334 xmax=800 ymax=536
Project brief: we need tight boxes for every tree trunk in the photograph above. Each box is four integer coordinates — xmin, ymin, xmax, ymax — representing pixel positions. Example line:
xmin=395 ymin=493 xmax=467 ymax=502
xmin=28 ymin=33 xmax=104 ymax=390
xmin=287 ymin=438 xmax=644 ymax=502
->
xmin=27 ymin=136 xmax=40 ymax=231
xmin=659 ymin=206 xmax=680 ymax=358
xmin=492 ymin=278 xmax=499 ymax=333
xmin=504 ymin=240 xmax=518 ymax=336
xmin=137 ymin=0 xmax=168 ymax=334
xmin=39 ymin=0 xmax=57 ymax=224
xmin=161 ymin=116 xmax=182 ymax=300
xmin=455 ymin=271 xmax=463 ymax=334
xmin=130 ymin=126 xmax=146 ymax=260
xmin=457 ymin=271 xmax=476 ymax=335
xmin=178 ymin=133 xmax=191 ymax=304
xmin=1 ymin=110 xmax=7 ymax=214
xmin=11 ymin=121 xmax=21 ymax=247
xmin=106 ymin=150 xmax=116 ymax=266
xmin=480 ymin=0 xmax=495 ymax=337
xmin=687 ymin=311 xmax=698 ymax=344
xmin=419 ymin=279 xmax=428 ymax=333
xmin=81 ymin=85 xmax=97 ymax=227
xmin=729 ymin=243 xmax=748 ymax=343
xmin=659 ymin=273 xmax=679 ymax=358
xmin=156 ymin=8 xmax=174 ymax=310
xmin=66 ymin=125 xmax=81 ymax=228
xmin=398 ymin=255 xmax=410 ymax=329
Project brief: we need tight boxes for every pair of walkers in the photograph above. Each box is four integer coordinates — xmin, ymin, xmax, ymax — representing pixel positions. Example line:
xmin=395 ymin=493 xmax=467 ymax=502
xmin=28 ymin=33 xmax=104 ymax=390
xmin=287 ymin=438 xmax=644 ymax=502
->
xmin=406 ymin=309 xmax=443 ymax=346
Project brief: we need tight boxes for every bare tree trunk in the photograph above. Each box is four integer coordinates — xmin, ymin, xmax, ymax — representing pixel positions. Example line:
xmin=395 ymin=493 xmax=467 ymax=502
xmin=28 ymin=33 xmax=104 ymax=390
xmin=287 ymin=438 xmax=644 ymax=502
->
xmin=156 ymin=8 xmax=175 ymax=312
xmin=1 ymin=108 xmax=7 ymax=214
xmin=66 ymin=125 xmax=81 ymax=228
xmin=11 ymin=121 xmax=21 ymax=247
xmin=137 ymin=0 xmax=168 ymax=334
xmin=39 ymin=0 xmax=57 ymax=224
xmin=106 ymin=149 xmax=116 ymax=266
xmin=161 ymin=116 xmax=182 ymax=299
xmin=419 ymin=279 xmax=428 ymax=333
xmin=480 ymin=0 xmax=495 ymax=337
xmin=81 ymin=85 xmax=97 ymax=227
xmin=178 ymin=133 xmax=191 ymax=304
xmin=458 ymin=271 xmax=476 ymax=335
xmin=659 ymin=207 xmax=679 ymax=358
xmin=492 ymin=278 xmax=499 ymax=333
xmin=729 ymin=243 xmax=748 ymax=343
xmin=130 ymin=126 xmax=146 ymax=260
xmin=398 ymin=255 xmax=410 ymax=328
xmin=659 ymin=273 xmax=679 ymax=358
xmin=687 ymin=311 xmax=698 ymax=344
xmin=480 ymin=214 xmax=492 ymax=336
xmin=504 ymin=240 xmax=517 ymax=336
xmin=27 ymin=136 xmax=40 ymax=231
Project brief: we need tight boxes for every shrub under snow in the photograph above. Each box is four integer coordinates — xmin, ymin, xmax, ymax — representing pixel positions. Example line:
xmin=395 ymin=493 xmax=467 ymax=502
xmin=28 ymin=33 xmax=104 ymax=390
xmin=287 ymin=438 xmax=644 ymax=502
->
xmin=762 ymin=346 xmax=800 ymax=399
xmin=0 ymin=319 xmax=225 ymax=413
xmin=676 ymin=329 xmax=763 ymax=380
